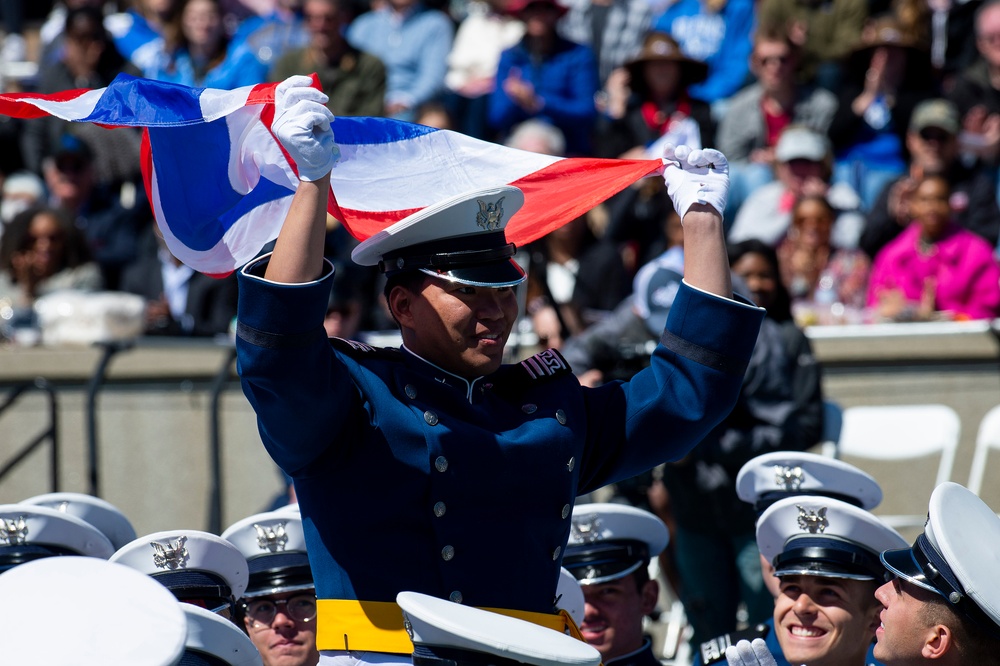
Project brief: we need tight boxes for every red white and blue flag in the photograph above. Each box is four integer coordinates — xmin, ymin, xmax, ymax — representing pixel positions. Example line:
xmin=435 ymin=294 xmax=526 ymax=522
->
xmin=0 ymin=73 xmax=664 ymax=275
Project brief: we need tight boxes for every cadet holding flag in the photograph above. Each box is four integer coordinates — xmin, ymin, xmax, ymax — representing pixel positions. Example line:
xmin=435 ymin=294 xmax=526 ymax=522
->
xmin=235 ymin=75 xmax=764 ymax=665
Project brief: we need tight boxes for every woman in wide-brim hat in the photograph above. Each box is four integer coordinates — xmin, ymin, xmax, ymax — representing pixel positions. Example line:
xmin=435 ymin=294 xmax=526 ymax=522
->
xmin=594 ymin=31 xmax=714 ymax=160
xmin=827 ymin=14 xmax=935 ymax=210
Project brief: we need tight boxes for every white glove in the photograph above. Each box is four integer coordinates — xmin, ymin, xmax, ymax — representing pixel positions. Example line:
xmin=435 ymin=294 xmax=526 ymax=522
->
xmin=725 ymin=639 xmax=779 ymax=666
xmin=662 ymin=144 xmax=729 ymax=219
xmin=272 ymin=75 xmax=339 ymax=182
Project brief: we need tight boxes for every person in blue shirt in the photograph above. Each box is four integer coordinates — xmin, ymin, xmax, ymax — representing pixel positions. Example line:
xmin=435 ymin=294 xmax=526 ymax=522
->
xmin=236 ymin=75 xmax=764 ymax=666
xmin=346 ymin=0 xmax=453 ymax=121
xmin=653 ymin=0 xmax=755 ymax=107
xmin=145 ymin=0 xmax=268 ymax=89
xmin=489 ymin=0 xmax=599 ymax=155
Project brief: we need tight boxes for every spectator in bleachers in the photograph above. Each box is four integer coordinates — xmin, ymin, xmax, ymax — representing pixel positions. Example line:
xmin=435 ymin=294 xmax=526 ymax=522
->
xmin=757 ymin=0 xmax=867 ymax=91
xmin=269 ymin=0 xmax=385 ymax=117
xmin=104 ymin=0 xmax=178 ymax=74
xmin=558 ymin=0 xmax=651 ymax=86
xmin=868 ymin=172 xmax=1000 ymax=321
xmin=593 ymin=32 xmax=712 ymax=160
xmin=651 ymin=0 xmax=756 ymax=109
xmin=828 ymin=15 xmax=936 ymax=212
xmin=860 ymin=98 xmax=1000 ymax=260
xmin=444 ymin=0 xmax=524 ymax=140
xmin=920 ymin=0 xmax=983 ymax=91
xmin=145 ymin=0 xmax=269 ymax=88
xmin=0 ymin=206 xmax=102 ymax=313
xmin=414 ymin=100 xmax=455 ymax=129
xmin=23 ymin=7 xmax=144 ymax=189
xmin=119 ymin=234 xmax=238 ymax=337
xmin=231 ymin=0 xmax=310 ymax=71
xmin=489 ymin=0 xmax=598 ymax=155
xmin=778 ymin=194 xmax=870 ymax=326
xmin=0 ymin=171 xmax=45 ymax=232
xmin=718 ymin=24 xmax=838 ymax=220
xmin=728 ymin=125 xmax=865 ymax=250
xmin=346 ymin=0 xmax=454 ymax=121
xmin=42 ymin=134 xmax=153 ymax=291
xmin=947 ymin=0 xmax=1000 ymax=166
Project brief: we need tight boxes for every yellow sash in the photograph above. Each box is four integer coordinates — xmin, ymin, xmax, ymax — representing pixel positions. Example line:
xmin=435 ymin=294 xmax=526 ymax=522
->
xmin=316 ymin=599 xmax=585 ymax=653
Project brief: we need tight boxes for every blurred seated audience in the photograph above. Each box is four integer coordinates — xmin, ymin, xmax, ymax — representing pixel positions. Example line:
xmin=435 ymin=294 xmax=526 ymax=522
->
xmin=593 ymin=32 xmax=713 ymax=160
xmin=718 ymin=25 xmax=838 ymax=220
xmin=828 ymin=15 xmax=936 ymax=211
xmin=105 ymin=0 xmax=177 ymax=73
xmin=757 ymin=0 xmax=868 ymax=90
xmin=23 ymin=6 xmax=144 ymax=189
xmin=119 ymin=234 xmax=237 ymax=337
xmin=145 ymin=0 xmax=269 ymax=88
xmin=525 ymin=208 xmax=630 ymax=349
xmin=558 ymin=0 xmax=651 ymax=87
xmin=0 ymin=171 xmax=45 ymax=231
xmin=651 ymin=0 xmax=756 ymax=107
xmin=867 ymin=172 xmax=1000 ymax=321
xmin=0 ymin=206 xmax=101 ymax=323
xmin=947 ymin=0 xmax=1000 ymax=166
xmin=489 ymin=0 xmax=598 ymax=155
xmin=860 ymin=98 xmax=1000 ymax=259
xmin=269 ymin=0 xmax=386 ymax=117
xmin=444 ymin=0 xmax=524 ymax=140
xmin=42 ymin=134 xmax=154 ymax=291
xmin=347 ymin=0 xmax=454 ymax=121
xmin=231 ymin=0 xmax=310 ymax=71
xmin=603 ymin=183 xmax=680 ymax=272
xmin=778 ymin=194 xmax=870 ymax=326
xmin=728 ymin=125 xmax=865 ymax=250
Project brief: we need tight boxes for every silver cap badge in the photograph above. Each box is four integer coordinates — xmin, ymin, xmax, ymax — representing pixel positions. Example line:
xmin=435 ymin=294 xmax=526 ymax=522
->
xmin=775 ymin=465 xmax=805 ymax=491
xmin=476 ymin=197 xmax=505 ymax=231
xmin=253 ymin=521 xmax=288 ymax=552
xmin=571 ymin=514 xmax=603 ymax=544
xmin=796 ymin=505 xmax=829 ymax=534
xmin=150 ymin=535 xmax=189 ymax=569
xmin=0 ymin=516 xmax=28 ymax=546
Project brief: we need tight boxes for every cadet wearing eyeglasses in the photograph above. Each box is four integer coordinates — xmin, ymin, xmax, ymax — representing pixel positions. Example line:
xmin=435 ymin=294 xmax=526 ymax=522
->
xmin=224 ymin=509 xmax=319 ymax=666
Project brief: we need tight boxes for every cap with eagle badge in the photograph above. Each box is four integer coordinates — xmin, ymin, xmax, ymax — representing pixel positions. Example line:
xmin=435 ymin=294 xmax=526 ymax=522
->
xmin=0 ymin=503 xmax=115 ymax=571
xmin=881 ymin=482 xmax=1000 ymax=638
xmin=351 ymin=186 xmax=527 ymax=288
xmin=562 ymin=503 xmax=669 ymax=585
xmin=221 ymin=510 xmax=313 ymax=599
xmin=20 ymin=491 xmax=137 ymax=550
xmin=736 ymin=450 xmax=883 ymax=516
xmin=397 ymin=591 xmax=603 ymax=666
xmin=110 ymin=529 xmax=249 ymax=614
xmin=757 ymin=496 xmax=907 ymax=581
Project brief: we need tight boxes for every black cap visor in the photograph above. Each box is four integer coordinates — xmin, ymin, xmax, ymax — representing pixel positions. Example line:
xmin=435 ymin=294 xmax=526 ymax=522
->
xmin=419 ymin=258 xmax=526 ymax=288
xmin=563 ymin=540 xmax=650 ymax=585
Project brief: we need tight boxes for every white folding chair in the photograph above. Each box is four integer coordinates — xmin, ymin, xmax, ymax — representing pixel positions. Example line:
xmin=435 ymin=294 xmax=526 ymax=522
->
xmin=837 ymin=404 xmax=960 ymax=529
xmin=967 ymin=404 xmax=1000 ymax=497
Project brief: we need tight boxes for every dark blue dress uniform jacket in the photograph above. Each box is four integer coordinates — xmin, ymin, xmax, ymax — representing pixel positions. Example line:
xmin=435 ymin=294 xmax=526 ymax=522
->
xmin=235 ymin=255 xmax=764 ymax=614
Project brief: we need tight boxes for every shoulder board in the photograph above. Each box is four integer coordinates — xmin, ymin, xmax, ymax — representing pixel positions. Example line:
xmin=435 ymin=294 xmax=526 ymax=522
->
xmin=518 ymin=348 xmax=573 ymax=381
xmin=700 ymin=623 xmax=770 ymax=665
xmin=328 ymin=337 xmax=403 ymax=360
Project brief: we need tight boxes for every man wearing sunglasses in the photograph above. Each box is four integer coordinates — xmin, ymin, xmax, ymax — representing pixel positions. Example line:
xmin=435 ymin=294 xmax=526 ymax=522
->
xmin=225 ymin=509 xmax=319 ymax=666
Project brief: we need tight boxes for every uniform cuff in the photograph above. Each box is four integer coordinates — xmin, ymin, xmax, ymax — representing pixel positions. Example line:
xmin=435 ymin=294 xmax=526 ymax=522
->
xmin=237 ymin=253 xmax=335 ymax=335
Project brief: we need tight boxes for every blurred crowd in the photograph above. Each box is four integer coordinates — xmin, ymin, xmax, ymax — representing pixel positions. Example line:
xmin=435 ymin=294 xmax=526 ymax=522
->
xmin=2 ymin=0 xmax=1000 ymax=346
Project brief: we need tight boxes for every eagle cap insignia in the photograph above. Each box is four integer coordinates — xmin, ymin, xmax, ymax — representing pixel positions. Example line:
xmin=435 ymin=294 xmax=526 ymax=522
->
xmin=150 ymin=535 xmax=189 ymax=569
xmin=796 ymin=505 xmax=829 ymax=533
xmin=571 ymin=514 xmax=604 ymax=544
xmin=253 ymin=521 xmax=288 ymax=552
xmin=476 ymin=197 xmax=505 ymax=231
xmin=775 ymin=465 xmax=805 ymax=491
xmin=0 ymin=516 xmax=28 ymax=545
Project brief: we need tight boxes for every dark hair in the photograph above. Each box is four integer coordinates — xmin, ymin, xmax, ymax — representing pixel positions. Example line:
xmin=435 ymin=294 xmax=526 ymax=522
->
xmin=919 ymin=595 xmax=1000 ymax=665
xmin=792 ymin=194 xmax=836 ymax=221
xmin=0 ymin=206 xmax=92 ymax=280
xmin=164 ymin=0 xmax=229 ymax=73
xmin=727 ymin=239 xmax=793 ymax=322
xmin=64 ymin=6 xmax=128 ymax=80
xmin=382 ymin=270 xmax=429 ymax=328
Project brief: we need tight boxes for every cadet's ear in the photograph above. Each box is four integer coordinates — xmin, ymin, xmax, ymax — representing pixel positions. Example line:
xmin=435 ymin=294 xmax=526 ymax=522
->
xmin=640 ymin=578 xmax=659 ymax=616
xmin=921 ymin=623 xmax=954 ymax=660
xmin=388 ymin=284 xmax=416 ymax=328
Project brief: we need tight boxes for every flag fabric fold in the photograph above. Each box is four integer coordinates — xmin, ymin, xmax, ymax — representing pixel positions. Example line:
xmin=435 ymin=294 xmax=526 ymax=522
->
xmin=0 ymin=73 xmax=664 ymax=275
